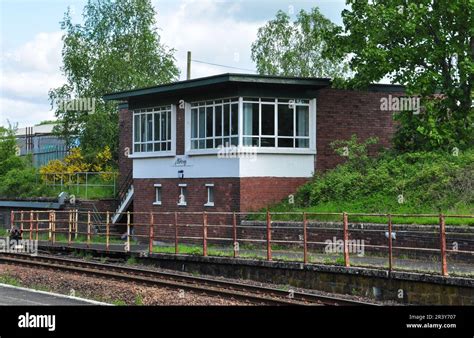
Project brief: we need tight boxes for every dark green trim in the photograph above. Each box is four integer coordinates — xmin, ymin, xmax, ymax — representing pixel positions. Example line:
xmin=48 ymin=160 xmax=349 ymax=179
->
xmin=103 ymin=73 xmax=332 ymax=101
xmin=103 ymin=73 xmax=406 ymax=102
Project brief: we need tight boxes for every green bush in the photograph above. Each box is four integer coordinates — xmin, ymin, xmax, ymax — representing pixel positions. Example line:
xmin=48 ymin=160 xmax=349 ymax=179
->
xmin=0 ymin=167 xmax=53 ymax=198
xmin=286 ymin=148 xmax=474 ymax=215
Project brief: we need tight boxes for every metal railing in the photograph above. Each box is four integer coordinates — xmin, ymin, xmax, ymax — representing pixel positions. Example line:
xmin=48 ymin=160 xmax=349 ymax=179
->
xmin=9 ymin=210 xmax=474 ymax=277
xmin=38 ymin=172 xmax=118 ymax=199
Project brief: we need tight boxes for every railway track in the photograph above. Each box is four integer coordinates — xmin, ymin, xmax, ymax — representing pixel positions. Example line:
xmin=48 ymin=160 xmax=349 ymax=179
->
xmin=0 ymin=253 xmax=378 ymax=306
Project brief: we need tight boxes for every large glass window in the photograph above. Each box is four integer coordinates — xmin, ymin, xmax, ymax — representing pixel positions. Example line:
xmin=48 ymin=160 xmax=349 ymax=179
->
xmin=191 ymin=98 xmax=239 ymax=150
xmin=242 ymin=98 xmax=310 ymax=148
xmin=133 ymin=105 xmax=172 ymax=153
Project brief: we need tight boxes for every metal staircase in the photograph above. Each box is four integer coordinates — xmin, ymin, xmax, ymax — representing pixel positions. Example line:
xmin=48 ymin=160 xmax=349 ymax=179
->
xmin=112 ymin=170 xmax=133 ymax=224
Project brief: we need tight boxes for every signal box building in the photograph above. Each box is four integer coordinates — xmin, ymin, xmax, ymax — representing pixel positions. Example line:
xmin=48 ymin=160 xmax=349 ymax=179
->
xmin=103 ymin=73 xmax=403 ymax=226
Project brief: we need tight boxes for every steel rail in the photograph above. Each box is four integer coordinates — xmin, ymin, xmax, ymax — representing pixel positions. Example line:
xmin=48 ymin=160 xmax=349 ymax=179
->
xmin=0 ymin=253 xmax=376 ymax=306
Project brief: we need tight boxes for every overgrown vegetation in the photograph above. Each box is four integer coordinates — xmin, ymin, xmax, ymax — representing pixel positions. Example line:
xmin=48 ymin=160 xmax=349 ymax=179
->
xmin=270 ymin=136 xmax=474 ymax=224
xmin=0 ymin=126 xmax=52 ymax=198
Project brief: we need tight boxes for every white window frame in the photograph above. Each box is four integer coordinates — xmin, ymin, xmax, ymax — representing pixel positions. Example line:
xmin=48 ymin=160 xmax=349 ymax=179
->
xmin=177 ymin=183 xmax=187 ymax=206
xmin=185 ymin=98 xmax=316 ymax=155
xmin=130 ymin=104 xmax=176 ymax=158
xmin=188 ymin=98 xmax=239 ymax=151
xmin=153 ymin=184 xmax=162 ymax=205
xmin=204 ymin=183 xmax=214 ymax=207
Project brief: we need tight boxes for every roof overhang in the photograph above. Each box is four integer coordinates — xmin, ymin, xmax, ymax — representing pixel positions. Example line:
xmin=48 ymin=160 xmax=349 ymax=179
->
xmin=103 ymin=73 xmax=332 ymax=103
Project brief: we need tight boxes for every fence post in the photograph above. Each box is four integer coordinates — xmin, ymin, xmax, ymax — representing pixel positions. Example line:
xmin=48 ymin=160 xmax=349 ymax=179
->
xmin=68 ymin=210 xmax=72 ymax=246
xmin=74 ymin=209 xmax=78 ymax=240
xmin=87 ymin=211 xmax=91 ymax=248
xmin=29 ymin=211 xmax=33 ymax=241
xmin=303 ymin=212 xmax=308 ymax=264
xmin=388 ymin=214 xmax=393 ymax=273
xmin=35 ymin=212 xmax=39 ymax=242
xmin=106 ymin=211 xmax=110 ymax=252
xmin=10 ymin=210 xmax=14 ymax=231
xmin=266 ymin=210 xmax=272 ymax=261
xmin=52 ymin=211 xmax=56 ymax=244
xmin=203 ymin=212 xmax=208 ymax=257
xmin=233 ymin=212 xmax=238 ymax=258
xmin=126 ymin=211 xmax=131 ymax=253
xmin=20 ymin=211 xmax=24 ymax=234
xmin=439 ymin=214 xmax=448 ymax=276
xmin=174 ymin=212 xmax=179 ymax=254
xmin=149 ymin=212 xmax=154 ymax=254
xmin=48 ymin=211 xmax=52 ymax=242
xmin=343 ymin=212 xmax=350 ymax=267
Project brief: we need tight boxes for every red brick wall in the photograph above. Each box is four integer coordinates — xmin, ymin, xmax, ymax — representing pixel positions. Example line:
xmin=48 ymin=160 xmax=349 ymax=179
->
xmin=118 ymin=107 xmax=133 ymax=188
xmin=315 ymin=88 xmax=403 ymax=172
xmin=132 ymin=178 xmax=240 ymax=237
xmin=240 ymin=177 xmax=310 ymax=211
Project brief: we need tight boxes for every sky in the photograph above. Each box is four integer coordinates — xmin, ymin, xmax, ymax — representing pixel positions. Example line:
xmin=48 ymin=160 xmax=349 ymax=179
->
xmin=0 ymin=0 xmax=348 ymax=127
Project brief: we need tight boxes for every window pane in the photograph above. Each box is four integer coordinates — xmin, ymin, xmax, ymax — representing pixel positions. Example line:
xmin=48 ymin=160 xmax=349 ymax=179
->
xmin=134 ymin=115 xmax=140 ymax=142
xmin=296 ymin=139 xmax=309 ymax=148
xmin=231 ymin=137 xmax=238 ymax=146
xmin=154 ymin=113 xmax=160 ymax=141
xmin=191 ymin=109 xmax=198 ymax=138
xmin=147 ymin=114 xmax=153 ymax=142
xmin=231 ymin=103 xmax=238 ymax=135
xmin=215 ymin=105 xmax=222 ymax=136
xmin=167 ymin=111 xmax=171 ymax=141
xmin=161 ymin=112 xmax=166 ymax=141
xmin=140 ymin=115 xmax=146 ymax=142
xmin=208 ymin=187 xmax=214 ymax=203
xmin=278 ymin=138 xmax=293 ymax=148
xmin=206 ymin=106 xmax=213 ymax=138
xmin=261 ymin=104 xmax=275 ymax=135
xmin=223 ymin=104 xmax=230 ymax=136
xmin=155 ymin=187 xmax=161 ymax=202
xmin=296 ymin=106 xmax=309 ymax=137
xmin=199 ymin=107 xmax=205 ymax=138
xmin=243 ymin=137 xmax=252 ymax=146
xmin=261 ymin=137 xmax=275 ymax=147
xmin=278 ymin=104 xmax=294 ymax=136
xmin=243 ymin=103 xmax=259 ymax=136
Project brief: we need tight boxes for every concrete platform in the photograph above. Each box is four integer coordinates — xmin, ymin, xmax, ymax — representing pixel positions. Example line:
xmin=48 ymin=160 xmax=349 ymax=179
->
xmin=0 ymin=283 xmax=108 ymax=305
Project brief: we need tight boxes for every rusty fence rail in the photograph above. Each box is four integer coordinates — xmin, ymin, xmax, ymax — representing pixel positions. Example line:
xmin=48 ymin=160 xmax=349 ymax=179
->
xmin=8 ymin=210 xmax=474 ymax=277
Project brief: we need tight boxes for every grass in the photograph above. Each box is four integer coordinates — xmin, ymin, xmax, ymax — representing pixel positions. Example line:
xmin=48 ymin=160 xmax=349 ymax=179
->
xmin=44 ymin=174 xmax=117 ymax=200
xmin=0 ymin=275 xmax=22 ymax=287
xmin=126 ymin=257 xmax=138 ymax=265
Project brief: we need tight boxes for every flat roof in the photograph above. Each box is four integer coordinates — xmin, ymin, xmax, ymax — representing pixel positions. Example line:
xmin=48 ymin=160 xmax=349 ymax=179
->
xmin=103 ymin=73 xmax=405 ymax=102
xmin=0 ymin=201 xmax=62 ymax=209
xmin=103 ymin=73 xmax=334 ymax=101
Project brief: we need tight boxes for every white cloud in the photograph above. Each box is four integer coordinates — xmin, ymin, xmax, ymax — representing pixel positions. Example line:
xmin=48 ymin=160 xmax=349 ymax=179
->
xmin=156 ymin=0 xmax=261 ymax=79
xmin=4 ymin=32 xmax=63 ymax=73
xmin=0 ymin=97 xmax=56 ymax=127
xmin=0 ymin=31 xmax=64 ymax=127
